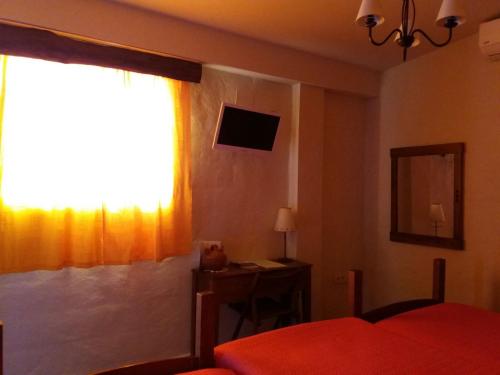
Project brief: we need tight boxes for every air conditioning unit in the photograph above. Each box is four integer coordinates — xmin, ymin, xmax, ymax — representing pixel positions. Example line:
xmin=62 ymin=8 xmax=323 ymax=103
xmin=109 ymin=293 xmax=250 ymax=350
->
xmin=479 ymin=19 xmax=500 ymax=61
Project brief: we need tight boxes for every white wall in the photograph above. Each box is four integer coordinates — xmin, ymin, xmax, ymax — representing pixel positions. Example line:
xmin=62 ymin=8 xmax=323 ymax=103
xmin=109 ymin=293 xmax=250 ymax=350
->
xmin=191 ymin=68 xmax=292 ymax=261
xmin=322 ymin=92 xmax=367 ymax=318
xmin=364 ymin=34 xmax=500 ymax=311
xmin=0 ymin=256 xmax=197 ymax=375
xmin=292 ymin=84 xmax=325 ymax=319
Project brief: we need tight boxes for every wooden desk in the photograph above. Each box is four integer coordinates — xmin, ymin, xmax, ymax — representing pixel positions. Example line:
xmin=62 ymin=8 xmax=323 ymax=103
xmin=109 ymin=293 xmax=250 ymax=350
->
xmin=191 ymin=260 xmax=311 ymax=353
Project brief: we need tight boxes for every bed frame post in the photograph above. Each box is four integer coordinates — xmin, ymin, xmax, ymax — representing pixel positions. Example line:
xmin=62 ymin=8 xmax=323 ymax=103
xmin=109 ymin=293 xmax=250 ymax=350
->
xmin=196 ymin=292 xmax=218 ymax=369
xmin=432 ymin=258 xmax=446 ymax=303
xmin=348 ymin=270 xmax=363 ymax=317
xmin=1 ymin=321 xmax=3 ymax=375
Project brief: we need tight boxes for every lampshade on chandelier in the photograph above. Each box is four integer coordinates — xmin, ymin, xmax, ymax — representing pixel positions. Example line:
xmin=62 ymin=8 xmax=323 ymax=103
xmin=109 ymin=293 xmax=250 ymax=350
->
xmin=356 ymin=0 xmax=466 ymax=61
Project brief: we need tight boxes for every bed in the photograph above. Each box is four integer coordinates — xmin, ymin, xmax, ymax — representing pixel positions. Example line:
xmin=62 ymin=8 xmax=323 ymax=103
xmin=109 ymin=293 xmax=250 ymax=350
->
xmin=214 ymin=316 xmax=498 ymax=374
xmin=211 ymin=259 xmax=499 ymax=374
xmin=13 ymin=258 xmax=498 ymax=374
xmin=375 ymin=302 xmax=500 ymax=365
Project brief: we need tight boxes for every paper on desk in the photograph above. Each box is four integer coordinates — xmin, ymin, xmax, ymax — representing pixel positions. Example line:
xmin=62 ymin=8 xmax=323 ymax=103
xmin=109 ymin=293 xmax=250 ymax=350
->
xmin=242 ymin=259 xmax=287 ymax=269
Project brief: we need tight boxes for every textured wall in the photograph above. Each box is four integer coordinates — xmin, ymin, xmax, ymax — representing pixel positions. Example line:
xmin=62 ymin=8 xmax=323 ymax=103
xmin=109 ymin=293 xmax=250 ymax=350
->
xmin=0 ymin=67 xmax=293 ymax=374
xmin=364 ymin=34 xmax=500 ymax=311
xmin=191 ymin=68 xmax=292 ymax=261
xmin=0 ymin=255 xmax=196 ymax=375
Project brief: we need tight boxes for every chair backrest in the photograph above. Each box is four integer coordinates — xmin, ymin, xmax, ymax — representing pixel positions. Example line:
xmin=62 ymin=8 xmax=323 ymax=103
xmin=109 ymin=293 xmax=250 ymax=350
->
xmin=250 ymin=269 xmax=302 ymax=300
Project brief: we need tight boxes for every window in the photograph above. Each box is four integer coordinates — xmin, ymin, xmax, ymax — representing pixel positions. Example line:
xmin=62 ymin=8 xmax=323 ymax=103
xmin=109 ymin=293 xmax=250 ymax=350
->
xmin=0 ymin=55 xmax=192 ymax=274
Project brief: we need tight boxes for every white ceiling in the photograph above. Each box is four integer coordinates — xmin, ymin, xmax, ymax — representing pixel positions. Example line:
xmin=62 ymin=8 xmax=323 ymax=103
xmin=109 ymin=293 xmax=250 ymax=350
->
xmin=111 ymin=0 xmax=500 ymax=71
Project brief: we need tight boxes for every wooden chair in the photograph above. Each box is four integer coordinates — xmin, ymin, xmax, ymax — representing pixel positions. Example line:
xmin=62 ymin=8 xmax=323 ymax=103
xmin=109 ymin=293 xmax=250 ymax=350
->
xmin=231 ymin=269 xmax=303 ymax=340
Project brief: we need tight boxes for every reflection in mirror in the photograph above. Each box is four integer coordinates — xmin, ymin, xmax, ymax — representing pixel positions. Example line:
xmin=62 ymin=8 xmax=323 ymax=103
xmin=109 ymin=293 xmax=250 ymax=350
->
xmin=390 ymin=143 xmax=464 ymax=250
xmin=397 ymin=154 xmax=454 ymax=238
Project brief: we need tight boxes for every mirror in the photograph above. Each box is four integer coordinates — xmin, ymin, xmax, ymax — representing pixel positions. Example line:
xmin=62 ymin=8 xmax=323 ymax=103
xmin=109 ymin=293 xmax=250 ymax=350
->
xmin=391 ymin=143 xmax=464 ymax=250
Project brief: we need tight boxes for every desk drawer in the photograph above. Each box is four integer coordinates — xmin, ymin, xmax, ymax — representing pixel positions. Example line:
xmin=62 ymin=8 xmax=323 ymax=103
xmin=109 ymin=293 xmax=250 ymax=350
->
xmin=198 ymin=273 xmax=255 ymax=304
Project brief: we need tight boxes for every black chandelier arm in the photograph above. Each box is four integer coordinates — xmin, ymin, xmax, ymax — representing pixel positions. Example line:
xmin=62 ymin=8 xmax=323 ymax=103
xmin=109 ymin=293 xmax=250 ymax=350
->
xmin=410 ymin=0 xmax=416 ymax=33
xmin=401 ymin=0 xmax=410 ymax=33
xmin=412 ymin=27 xmax=454 ymax=48
xmin=368 ymin=27 xmax=402 ymax=47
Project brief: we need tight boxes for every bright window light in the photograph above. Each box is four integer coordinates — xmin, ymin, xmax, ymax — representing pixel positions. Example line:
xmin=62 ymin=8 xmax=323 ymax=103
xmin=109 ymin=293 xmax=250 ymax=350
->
xmin=0 ymin=56 xmax=175 ymax=212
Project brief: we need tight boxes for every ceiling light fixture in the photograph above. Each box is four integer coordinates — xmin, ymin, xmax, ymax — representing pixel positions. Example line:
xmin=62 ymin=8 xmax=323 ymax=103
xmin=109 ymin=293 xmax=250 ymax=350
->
xmin=355 ymin=0 xmax=466 ymax=61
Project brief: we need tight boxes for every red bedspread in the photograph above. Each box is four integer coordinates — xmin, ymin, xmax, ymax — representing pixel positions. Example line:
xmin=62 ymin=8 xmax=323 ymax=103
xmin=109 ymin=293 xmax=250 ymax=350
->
xmin=215 ymin=317 xmax=497 ymax=374
xmin=177 ymin=369 xmax=236 ymax=375
xmin=376 ymin=303 xmax=500 ymax=365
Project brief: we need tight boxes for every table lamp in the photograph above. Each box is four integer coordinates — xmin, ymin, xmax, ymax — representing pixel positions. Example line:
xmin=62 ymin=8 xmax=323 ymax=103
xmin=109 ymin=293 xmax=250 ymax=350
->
xmin=274 ymin=207 xmax=296 ymax=262
xmin=430 ymin=203 xmax=446 ymax=236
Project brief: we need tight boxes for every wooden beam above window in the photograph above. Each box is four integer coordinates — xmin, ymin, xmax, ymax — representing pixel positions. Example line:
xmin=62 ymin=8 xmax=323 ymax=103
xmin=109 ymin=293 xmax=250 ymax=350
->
xmin=0 ymin=22 xmax=202 ymax=83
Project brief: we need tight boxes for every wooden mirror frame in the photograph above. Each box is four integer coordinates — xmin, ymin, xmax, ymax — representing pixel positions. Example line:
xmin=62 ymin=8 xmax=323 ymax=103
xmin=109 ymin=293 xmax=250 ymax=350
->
xmin=390 ymin=143 xmax=464 ymax=250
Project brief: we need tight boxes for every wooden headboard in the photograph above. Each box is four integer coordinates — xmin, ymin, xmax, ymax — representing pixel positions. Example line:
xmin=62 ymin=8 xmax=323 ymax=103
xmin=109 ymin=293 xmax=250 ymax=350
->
xmin=348 ymin=258 xmax=446 ymax=323
xmin=1 ymin=320 xmax=3 ymax=375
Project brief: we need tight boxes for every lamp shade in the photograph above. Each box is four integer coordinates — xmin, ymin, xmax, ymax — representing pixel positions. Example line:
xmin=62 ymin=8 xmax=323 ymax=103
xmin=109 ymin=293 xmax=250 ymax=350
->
xmin=355 ymin=0 xmax=385 ymax=27
xmin=436 ymin=0 xmax=466 ymax=27
xmin=430 ymin=203 xmax=446 ymax=222
xmin=274 ymin=207 xmax=296 ymax=232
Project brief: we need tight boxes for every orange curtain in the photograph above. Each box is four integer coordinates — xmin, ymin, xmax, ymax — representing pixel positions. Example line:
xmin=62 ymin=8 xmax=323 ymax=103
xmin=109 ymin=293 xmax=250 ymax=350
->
xmin=0 ymin=55 xmax=192 ymax=274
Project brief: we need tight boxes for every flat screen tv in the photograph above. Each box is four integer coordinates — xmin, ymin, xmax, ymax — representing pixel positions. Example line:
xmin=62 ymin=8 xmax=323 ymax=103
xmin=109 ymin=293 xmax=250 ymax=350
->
xmin=213 ymin=103 xmax=280 ymax=152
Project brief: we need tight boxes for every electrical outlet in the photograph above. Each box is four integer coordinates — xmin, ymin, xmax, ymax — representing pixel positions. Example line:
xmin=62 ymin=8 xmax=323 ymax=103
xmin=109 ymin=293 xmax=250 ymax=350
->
xmin=333 ymin=272 xmax=347 ymax=285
